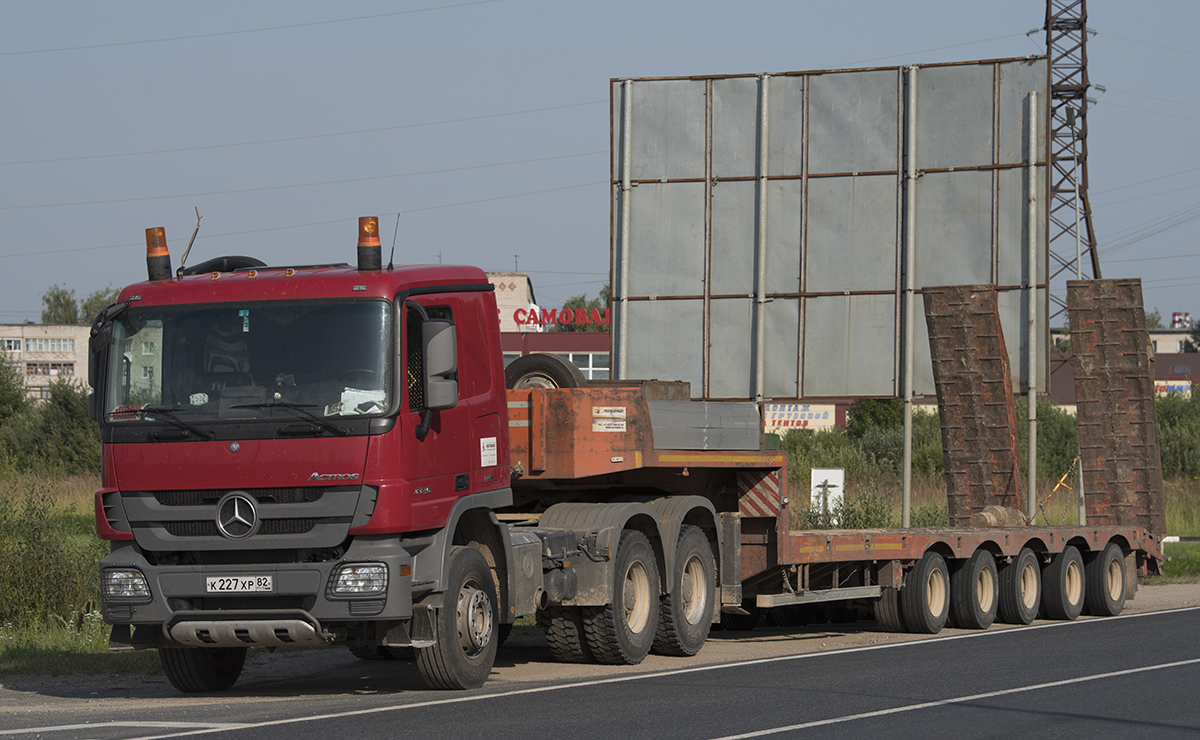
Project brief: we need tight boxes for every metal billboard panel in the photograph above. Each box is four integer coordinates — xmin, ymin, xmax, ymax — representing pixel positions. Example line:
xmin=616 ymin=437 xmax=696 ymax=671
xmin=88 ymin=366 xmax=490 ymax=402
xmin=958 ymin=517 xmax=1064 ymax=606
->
xmin=612 ymin=58 xmax=1049 ymax=401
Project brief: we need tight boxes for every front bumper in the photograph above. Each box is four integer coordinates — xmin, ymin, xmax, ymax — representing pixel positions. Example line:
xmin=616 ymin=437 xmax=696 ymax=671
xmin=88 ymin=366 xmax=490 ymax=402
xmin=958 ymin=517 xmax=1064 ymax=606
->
xmin=100 ymin=535 xmax=413 ymax=648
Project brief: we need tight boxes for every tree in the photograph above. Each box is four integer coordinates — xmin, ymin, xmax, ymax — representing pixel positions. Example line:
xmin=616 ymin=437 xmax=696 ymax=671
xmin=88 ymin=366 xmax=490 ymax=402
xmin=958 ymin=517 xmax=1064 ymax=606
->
xmin=78 ymin=287 xmax=120 ymax=324
xmin=844 ymin=398 xmax=904 ymax=439
xmin=0 ymin=350 xmax=28 ymax=424
xmin=556 ymin=284 xmax=609 ymax=333
xmin=41 ymin=285 xmax=79 ymax=324
xmin=1146 ymin=307 xmax=1163 ymax=329
xmin=39 ymin=284 xmax=119 ymax=325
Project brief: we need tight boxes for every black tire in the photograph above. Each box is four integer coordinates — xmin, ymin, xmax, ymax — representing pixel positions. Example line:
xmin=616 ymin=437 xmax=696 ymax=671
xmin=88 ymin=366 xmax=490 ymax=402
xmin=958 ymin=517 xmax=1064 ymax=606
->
xmin=998 ymin=548 xmax=1042 ymax=625
xmin=537 ymin=604 xmax=592 ymax=663
xmin=582 ymin=530 xmax=660 ymax=664
xmin=158 ymin=647 xmax=246 ymax=693
xmin=653 ymin=525 xmax=715 ymax=656
xmin=1042 ymin=546 xmax=1086 ymax=621
xmin=767 ymin=605 xmax=813 ymax=629
xmin=950 ymin=550 xmax=999 ymax=630
xmin=415 ymin=546 xmax=499 ymax=690
xmin=505 ymin=353 xmax=587 ymax=390
xmin=874 ymin=587 xmax=906 ymax=632
xmin=900 ymin=552 xmax=950 ymax=634
xmin=719 ymin=604 xmax=761 ymax=631
xmin=1084 ymin=542 xmax=1127 ymax=617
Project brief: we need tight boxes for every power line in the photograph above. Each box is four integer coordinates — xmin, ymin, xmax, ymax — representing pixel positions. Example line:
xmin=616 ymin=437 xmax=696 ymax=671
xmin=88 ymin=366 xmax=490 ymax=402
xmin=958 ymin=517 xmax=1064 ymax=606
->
xmin=831 ymin=32 xmax=1028 ymax=68
xmin=0 ymin=101 xmax=606 ymax=167
xmin=0 ymin=180 xmax=609 ymax=260
xmin=0 ymin=1 xmax=503 ymax=57
xmin=1099 ymin=32 xmax=1200 ymax=58
xmin=0 ymin=152 xmax=607 ymax=211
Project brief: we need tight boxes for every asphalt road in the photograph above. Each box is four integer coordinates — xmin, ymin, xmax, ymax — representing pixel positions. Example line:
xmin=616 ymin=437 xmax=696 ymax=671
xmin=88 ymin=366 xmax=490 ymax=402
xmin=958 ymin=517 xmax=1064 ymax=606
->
xmin=3 ymin=594 xmax=1199 ymax=739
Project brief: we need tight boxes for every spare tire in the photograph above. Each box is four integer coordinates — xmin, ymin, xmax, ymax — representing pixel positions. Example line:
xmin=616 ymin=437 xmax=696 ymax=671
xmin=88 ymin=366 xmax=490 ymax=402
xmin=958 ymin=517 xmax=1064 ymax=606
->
xmin=505 ymin=353 xmax=587 ymax=389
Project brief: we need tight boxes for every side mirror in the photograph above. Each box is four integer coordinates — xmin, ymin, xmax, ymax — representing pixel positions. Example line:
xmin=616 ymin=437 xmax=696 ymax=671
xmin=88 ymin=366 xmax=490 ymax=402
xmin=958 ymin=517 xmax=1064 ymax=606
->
xmin=422 ymin=320 xmax=457 ymax=411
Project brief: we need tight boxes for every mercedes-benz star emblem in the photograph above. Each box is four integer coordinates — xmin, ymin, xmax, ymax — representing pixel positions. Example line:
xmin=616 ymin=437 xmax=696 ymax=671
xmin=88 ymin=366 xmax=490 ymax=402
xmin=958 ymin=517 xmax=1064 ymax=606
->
xmin=215 ymin=492 xmax=259 ymax=539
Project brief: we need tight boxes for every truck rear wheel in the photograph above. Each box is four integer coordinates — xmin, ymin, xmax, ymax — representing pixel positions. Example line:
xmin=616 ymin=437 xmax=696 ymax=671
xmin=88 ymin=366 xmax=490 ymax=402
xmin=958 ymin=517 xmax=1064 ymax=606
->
xmin=1084 ymin=542 xmax=1127 ymax=617
xmin=537 ymin=604 xmax=593 ymax=663
xmin=415 ymin=546 xmax=498 ymax=690
xmin=505 ymin=353 xmax=587 ymax=389
xmin=1042 ymin=545 xmax=1085 ymax=621
xmin=583 ymin=530 xmax=660 ymax=664
xmin=653 ymin=525 xmax=714 ymax=656
xmin=901 ymin=552 xmax=949 ymax=634
xmin=998 ymin=547 xmax=1041 ymax=625
xmin=950 ymin=549 xmax=998 ymax=630
xmin=159 ymin=646 xmax=246 ymax=693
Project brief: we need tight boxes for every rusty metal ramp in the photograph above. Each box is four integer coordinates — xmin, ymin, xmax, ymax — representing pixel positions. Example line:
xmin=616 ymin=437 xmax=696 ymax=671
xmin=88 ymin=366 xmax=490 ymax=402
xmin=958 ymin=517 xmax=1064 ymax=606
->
xmin=923 ymin=285 xmax=1023 ymax=526
xmin=1067 ymin=279 xmax=1164 ymax=538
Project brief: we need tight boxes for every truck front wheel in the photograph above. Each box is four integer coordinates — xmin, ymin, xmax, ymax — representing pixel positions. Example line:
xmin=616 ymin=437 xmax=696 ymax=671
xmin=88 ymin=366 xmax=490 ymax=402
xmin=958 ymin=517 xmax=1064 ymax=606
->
xmin=416 ymin=546 xmax=499 ymax=690
xmin=159 ymin=646 xmax=246 ymax=693
xmin=583 ymin=530 xmax=660 ymax=664
xmin=653 ymin=525 xmax=714 ymax=656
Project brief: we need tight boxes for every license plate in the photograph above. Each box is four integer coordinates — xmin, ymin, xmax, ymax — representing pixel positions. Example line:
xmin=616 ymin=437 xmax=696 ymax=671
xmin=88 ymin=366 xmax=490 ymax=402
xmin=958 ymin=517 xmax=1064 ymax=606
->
xmin=205 ymin=575 xmax=273 ymax=593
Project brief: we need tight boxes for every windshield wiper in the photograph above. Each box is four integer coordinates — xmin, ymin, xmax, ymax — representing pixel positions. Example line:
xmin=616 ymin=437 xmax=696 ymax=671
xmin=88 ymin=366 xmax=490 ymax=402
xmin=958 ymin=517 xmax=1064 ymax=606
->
xmin=130 ymin=404 xmax=215 ymax=441
xmin=231 ymin=400 xmax=350 ymax=437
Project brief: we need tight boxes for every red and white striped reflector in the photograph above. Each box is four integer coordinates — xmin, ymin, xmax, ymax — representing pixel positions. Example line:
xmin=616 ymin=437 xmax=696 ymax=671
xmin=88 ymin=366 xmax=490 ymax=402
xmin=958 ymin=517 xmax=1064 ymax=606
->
xmin=737 ymin=470 xmax=781 ymax=517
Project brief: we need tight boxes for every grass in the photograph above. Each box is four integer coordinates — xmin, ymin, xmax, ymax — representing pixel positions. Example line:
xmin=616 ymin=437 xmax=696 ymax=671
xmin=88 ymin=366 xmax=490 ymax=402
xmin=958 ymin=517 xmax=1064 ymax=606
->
xmin=1150 ymin=541 xmax=1200 ymax=584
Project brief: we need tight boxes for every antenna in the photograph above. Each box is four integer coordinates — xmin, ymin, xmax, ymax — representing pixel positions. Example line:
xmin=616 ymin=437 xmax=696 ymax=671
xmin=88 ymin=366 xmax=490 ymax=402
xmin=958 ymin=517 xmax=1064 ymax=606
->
xmin=387 ymin=213 xmax=400 ymax=271
xmin=175 ymin=207 xmax=202 ymax=278
xmin=514 ymin=254 xmax=522 ymax=271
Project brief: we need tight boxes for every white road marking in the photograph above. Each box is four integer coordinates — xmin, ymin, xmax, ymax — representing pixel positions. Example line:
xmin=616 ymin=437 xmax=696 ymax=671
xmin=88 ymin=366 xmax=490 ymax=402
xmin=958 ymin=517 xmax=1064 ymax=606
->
xmin=82 ymin=605 xmax=1200 ymax=740
xmin=0 ymin=722 xmax=248 ymax=736
xmin=707 ymin=656 xmax=1200 ymax=739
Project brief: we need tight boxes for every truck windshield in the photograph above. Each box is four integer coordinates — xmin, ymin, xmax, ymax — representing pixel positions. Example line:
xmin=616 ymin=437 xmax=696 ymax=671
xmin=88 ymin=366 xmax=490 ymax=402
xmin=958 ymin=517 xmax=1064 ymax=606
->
xmin=103 ymin=300 xmax=392 ymax=423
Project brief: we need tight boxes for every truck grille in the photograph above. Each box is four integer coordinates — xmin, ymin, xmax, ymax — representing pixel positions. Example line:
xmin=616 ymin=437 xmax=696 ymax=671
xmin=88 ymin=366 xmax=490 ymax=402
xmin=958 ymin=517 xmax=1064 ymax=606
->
xmin=164 ymin=519 xmax=318 ymax=537
xmin=119 ymin=485 xmax=373 ymax=552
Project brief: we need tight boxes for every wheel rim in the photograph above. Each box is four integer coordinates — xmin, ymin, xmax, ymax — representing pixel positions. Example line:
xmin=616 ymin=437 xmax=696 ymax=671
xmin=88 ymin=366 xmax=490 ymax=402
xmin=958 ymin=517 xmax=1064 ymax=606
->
xmin=926 ymin=566 xmax=947 ymax=617
xmin=1106 ymin=556 xmax=1123 ymax=601
xmin=976 ymin=567 xmax=995 ymax=613
xmin=1020 ymin=562 xmax=1038 ymax=610
xmin=1065 ymin=559 xmax=1083 ymax=606
xmin=623 ymin=560 xmax=652 ymax=634
xmin=680 ymin=555 xmax=707 ymax=626
xmin=513 ymin=373 xmax=559 ymax=389
xmin=456 ymin=581 xmax=493 ymax=657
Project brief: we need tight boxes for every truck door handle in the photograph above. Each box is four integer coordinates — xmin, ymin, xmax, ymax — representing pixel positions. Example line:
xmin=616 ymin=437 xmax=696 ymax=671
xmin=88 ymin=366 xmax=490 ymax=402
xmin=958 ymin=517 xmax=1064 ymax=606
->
xmin=455 ymin=474 xmax=470 ymax=491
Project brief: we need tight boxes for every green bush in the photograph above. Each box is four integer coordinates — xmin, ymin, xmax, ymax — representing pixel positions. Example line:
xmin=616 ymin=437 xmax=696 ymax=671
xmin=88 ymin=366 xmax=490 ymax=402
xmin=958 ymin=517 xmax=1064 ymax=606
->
xmin=0 ymin=380 xmax=100 ymax=476
xmin=845 ymin=398 xmax=903 ymax=440
xmin=0 ymin=480 xmax=106 ymax=629
xmin=797 ymin=485 xmax=896 ymax=530
xmin=1157 ymin=392 xmax=1200 ymax=479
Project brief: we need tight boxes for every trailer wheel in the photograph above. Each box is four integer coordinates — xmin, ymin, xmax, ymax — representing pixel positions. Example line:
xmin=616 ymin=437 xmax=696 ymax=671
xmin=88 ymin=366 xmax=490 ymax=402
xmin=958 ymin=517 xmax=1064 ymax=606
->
xmin=415 ymin=546 xmax=498 ymax=689
xmin=537 ymin=604 xmax=592 ymax=663
xmin=582 ymin=530 xmax=660 ymax=664
xmin=874 ymin=587 xmax=906 ymax=632
xmin=159 ymin=646 xmax=246 ymax=693
xmin=1042 ymin=545 xmax=1085 ymax=621
xmin=998 ymin=547 xmax=1041 ymax=625
xmin=1084 ymin=542 xmax=1127 ymax=617
xmin=950 ymin=550 xmax=998 ymax=630
xmin=653 ymin=525 xmax=715 ymax=656
xmin=505 ymin=353 xmax=587 ymax=390
xmin=900 ymin=552 xmax=950 ymax=634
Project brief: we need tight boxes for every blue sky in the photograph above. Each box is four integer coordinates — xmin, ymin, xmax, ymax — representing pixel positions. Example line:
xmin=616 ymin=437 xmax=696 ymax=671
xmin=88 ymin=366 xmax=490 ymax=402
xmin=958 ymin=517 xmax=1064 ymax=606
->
xmin=2 ymin=0 xmax=1197 ymax=327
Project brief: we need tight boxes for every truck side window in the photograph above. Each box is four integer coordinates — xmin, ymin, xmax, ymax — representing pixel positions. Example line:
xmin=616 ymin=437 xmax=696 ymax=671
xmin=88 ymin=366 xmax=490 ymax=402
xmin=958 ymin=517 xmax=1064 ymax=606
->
xmin=406 ymin=305 xmax=454 ymax=411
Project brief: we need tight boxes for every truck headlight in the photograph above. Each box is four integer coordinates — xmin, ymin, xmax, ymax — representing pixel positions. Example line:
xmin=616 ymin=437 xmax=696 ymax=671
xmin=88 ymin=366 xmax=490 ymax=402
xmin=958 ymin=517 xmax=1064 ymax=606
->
xmin=329 ymin=563 xmax=388 ymax=596
xmin=103 ymin=568 xmax=151 ymax=601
